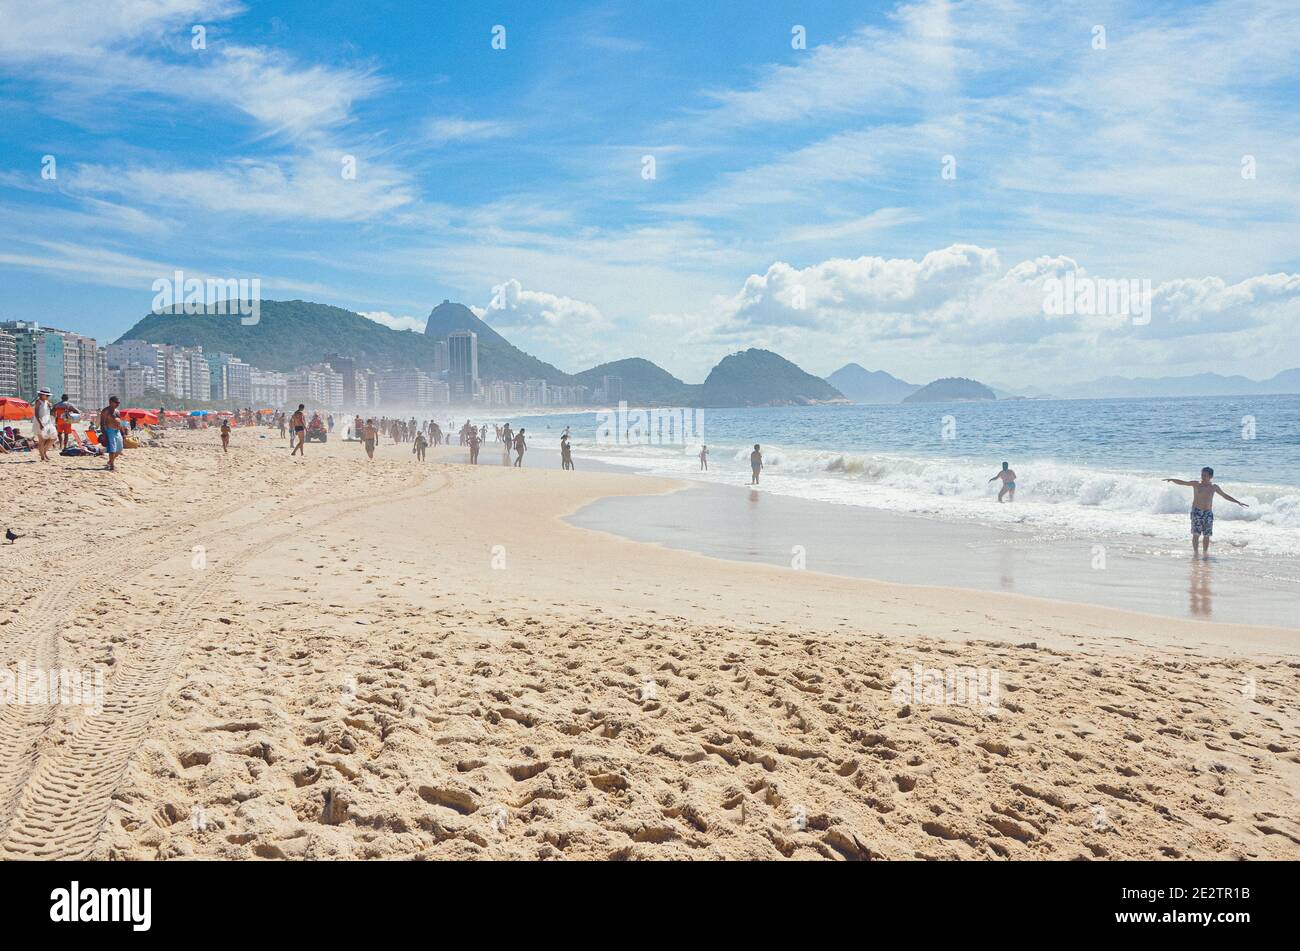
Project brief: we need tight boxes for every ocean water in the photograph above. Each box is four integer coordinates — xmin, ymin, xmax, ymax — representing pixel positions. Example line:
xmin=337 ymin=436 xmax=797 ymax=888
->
xmin=513 ymin=395 xmax=1300 ymax=563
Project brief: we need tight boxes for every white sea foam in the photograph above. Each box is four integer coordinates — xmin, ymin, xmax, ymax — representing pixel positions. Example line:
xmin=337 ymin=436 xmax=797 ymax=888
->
xmin=563 ymin=438 xmax=1300 ymax=559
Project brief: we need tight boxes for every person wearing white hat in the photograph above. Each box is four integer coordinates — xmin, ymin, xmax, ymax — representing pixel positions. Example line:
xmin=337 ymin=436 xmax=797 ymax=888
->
xmin=33 ymin=388 xmax=56 ymax=462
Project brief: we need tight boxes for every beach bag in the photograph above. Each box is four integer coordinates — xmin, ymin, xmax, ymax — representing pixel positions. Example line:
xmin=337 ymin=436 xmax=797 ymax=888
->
xmin=123 ymin=436 xmax=141 ymax=449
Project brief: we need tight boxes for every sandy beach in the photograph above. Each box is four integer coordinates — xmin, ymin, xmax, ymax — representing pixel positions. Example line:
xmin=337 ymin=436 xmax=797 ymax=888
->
xmin=1 ymin=428 xmax=1297 ymax=861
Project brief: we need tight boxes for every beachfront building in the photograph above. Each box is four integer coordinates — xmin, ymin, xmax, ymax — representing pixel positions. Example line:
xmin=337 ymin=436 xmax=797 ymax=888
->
xmin=447 ymin=330 xmax=478 ymax=402
xmin=58 ymin=333 xmax=109 ymax=409
xmin=208 ymin=352 xmax=253 ymax=404
xmin=323 ymin=352 xmax=366 ymax=408
xmin=287 ymin=364 xmax=343 ymax=409
xmin=375 ymin=368 xmax=449 ymax=409
xmin=112 ymin=364 xmax=157 ymax=401
xmin=107 ymin=340 xmax=167 ymax=378
xmin=1 ymin=321 xmax=65 ymax=402
xmin=433 ymin=340 xmax=449 ymax=374
xmin=0 ymin=329 xmax=18 ymax=397
xmin=250 ymin=368 xmax=288 ymax=408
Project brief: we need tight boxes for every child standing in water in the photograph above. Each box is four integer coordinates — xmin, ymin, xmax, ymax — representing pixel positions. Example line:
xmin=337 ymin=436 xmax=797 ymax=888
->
xmin=1164 ymin=467 xmax=1248 ymax=558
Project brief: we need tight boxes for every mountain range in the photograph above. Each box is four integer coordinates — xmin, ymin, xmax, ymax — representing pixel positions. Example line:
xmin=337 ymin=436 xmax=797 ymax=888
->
xmin=117 ymin=300 xmax=1300 ymax=407
xmin=117 ymin=300 xmax=848 ymax=407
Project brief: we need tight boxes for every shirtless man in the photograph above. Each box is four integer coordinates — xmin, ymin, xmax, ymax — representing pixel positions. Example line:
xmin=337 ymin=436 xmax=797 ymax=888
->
xmin=53 ymin=394 xmax=80 ymax=450
xmin=513 ymin=428 xmax=527 ymax=467
xmin=699 ymin=445 xmax=709 ymax=471
xmin=1164 ymin=467 xmax=1248 ymax=558
xmin=290 ymin=404 xmax=306 ymax=456
xmin=988 ymin=461 xmax=1016 ymax=502
xmin=363 ymin=419 xmax=377 ymax=460
xmin=413 ymin=431 xmax=427 ymax=461
xmin=468 ymin=428 xmax=481 ymax=465
xmin=560 ymin=434 xmax=573 ymax=470
xmin=99 ymin=396 xmax=125 ymax=471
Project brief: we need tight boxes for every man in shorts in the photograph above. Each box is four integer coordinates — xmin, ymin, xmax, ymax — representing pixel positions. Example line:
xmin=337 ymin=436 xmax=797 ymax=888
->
xmin=99 ymin=396 xmax=125 ymax=471
xmin=1164 ymin=467 xmax=1249 ymax=558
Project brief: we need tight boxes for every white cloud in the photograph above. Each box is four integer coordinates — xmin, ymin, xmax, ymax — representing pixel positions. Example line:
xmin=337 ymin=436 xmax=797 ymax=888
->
xmin=480 ymin=279 xmax=607 ymax=330
xmin=424 ymin=118 xmax=511 ymax=144
xmin=359 ymin=310 xmax=426 ymax=332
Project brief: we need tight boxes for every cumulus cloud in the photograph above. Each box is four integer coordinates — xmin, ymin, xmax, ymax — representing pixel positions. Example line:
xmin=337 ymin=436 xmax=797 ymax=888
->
xmin=480 ymin=278 xmax=607 ymax=330
xmin=359 ymin=310 xmax=426 ymax=333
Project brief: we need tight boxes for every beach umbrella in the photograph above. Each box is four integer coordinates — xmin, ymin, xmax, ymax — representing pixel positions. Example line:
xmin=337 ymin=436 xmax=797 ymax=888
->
xmin=163 ymin=410 xmax=186 ymax=419
xmin=189 ymin=410 xmax=210 ymax=417
xmin=121 ymin=408 xmax=159 ymax=424
xmin=0 ymin=397 xmax=34 ymax=421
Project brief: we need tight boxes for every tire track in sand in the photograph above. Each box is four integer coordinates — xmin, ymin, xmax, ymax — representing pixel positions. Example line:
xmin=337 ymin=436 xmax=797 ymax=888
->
xmin=0 ymin=467 xmax=448 ymax=858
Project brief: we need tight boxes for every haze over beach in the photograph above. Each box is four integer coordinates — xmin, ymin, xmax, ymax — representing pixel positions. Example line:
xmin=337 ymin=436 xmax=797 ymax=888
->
xmin=1 ymin=0 xmax=1298 ymax=926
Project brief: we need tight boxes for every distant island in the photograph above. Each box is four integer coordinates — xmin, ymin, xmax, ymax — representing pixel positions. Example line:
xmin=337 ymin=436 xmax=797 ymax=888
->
xmin=825 ymin=363 xmax=920 ymax=403
xmin=902 ymin=377 xmax=997 ymax=403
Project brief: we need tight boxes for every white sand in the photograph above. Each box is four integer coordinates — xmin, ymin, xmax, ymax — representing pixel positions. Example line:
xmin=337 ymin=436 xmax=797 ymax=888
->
xmin=0 ymin=428 xmax=1296 ymax=860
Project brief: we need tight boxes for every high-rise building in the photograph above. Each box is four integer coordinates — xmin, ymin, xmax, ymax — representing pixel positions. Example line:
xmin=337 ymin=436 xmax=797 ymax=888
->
xmin=433 ymin=340 xmax=449 ymax=373
xmin=208 ymin=352 xmax=253 ymax=404
xmin=57 ymin=333 xmax=108 ymax=409
xmin=602 ymin=375 xmax=623 ymax=404
xmin=250 ymin=368 xmax=288 ymax=407
xmin=1 ymin=321 xmax=65 ymax=402
xmin=287 ymin=364 xmax=343 ymax=409
xmin=0 ymin=329 xmax=18 ymax=397
xmin=447 ymin=331 xmax=478 ymax=402
xmin=323 ymin=352 xmax=362 ymax=408
xmin=375 ymin=368 xmax=448 ymax=409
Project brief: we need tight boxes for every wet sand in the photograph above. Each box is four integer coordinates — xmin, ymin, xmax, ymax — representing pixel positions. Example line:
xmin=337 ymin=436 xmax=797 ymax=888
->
xmin=569 ymin=482 xmax=1300 ymax=631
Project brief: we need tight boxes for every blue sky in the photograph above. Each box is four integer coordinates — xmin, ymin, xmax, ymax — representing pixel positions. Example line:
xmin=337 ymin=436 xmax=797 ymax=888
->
xmin=2 ymin=0 xmax=1299 ymax=387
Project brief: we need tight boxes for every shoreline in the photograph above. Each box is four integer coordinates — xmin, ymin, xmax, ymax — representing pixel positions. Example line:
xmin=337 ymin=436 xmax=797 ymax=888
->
xmin=1 ymin=429 xmax=1297 ymax=860
xmin=567 ymin=480 xmax=1300 ymax=634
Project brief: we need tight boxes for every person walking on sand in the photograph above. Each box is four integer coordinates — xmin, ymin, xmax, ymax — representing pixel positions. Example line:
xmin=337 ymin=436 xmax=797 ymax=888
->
xmin=32 ymin=389 xmax=56 ymax=462
xmin=749 ymin=444 xmax=763 ymax=485
xmin=1164 ymin=467 xmax=1249 ymax=558
xmin=699 ymin=445 xmax=709 ymax=471
xmin=988 ymin=461 xmax=1017 ymax=502
xmin=278 ymin=412 xmax=287 ymax=440
xmin=413 ymin=430 xmax=427 ymax=462
xmin=363 ymin=419 xmax=377 ymax=460
xmin=100 ymin=396 xmax=125 ymax=471
xmin=468 ymin=428 xmax=481 ymax=464
xmin=513 ymin=428 xmax=527 ymax=467
xmin=560 ymin=433 xmax=574 ymax=470
xmin=220 ymin=418 xmax=231 ymax=453
xmin=290 ymin=404 xmax=306 ymax=457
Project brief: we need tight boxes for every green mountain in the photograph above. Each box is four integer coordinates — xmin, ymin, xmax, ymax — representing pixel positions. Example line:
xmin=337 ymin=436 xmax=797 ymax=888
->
xmin=572 ymin=358 xmax=699 ymax=405
xmin=700 ymin=349 xmax=847 ymax=407
xmin=117 ymin=301 xmax=848 ymax=407
xmin=902 ymin=377 xmax=997 ymax=403
xmin=422 ymin=300 xmax=572 ymax=382
xmin=825 ymin=363 xmax=920 ymax=403
xmin=117 ymin=299 xmax=572 ymax=382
